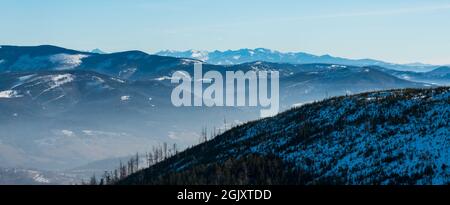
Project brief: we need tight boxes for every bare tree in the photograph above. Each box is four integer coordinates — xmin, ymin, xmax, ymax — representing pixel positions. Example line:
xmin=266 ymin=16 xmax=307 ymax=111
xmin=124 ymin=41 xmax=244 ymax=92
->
xmin=89 ymin=174 xmax=97 ymax=185
xmin=172 ymin=143 xmax=178 ymax=155
xmin=135 ymin=152 xmax=139 ymax=171
xmin=163 ymin=142 xmax=168 ymax=159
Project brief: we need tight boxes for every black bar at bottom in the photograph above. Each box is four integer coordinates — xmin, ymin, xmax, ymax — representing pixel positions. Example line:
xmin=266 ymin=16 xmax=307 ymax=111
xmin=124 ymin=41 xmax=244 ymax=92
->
xmin=0 ymin=185 xmax=448 ymax=203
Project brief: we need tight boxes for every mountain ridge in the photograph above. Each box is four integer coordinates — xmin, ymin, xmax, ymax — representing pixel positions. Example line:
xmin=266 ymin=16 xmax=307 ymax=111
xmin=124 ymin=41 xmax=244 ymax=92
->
xmin=119 ymin=87 xmax=450 ymax=185
xmin=156 ymin=48 xmax=441 ymax=72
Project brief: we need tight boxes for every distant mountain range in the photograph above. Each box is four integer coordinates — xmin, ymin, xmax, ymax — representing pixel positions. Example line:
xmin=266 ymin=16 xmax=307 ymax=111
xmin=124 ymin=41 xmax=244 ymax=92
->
xmin=119 ymin=87 xmax=450 ymax=185
xmin=369 ymin=65 xmax=450 ymax=85
xmin=156 ymin=48 xmax=443 ymax=72
xmin=0 ymin=45 xmax=449 ymax=184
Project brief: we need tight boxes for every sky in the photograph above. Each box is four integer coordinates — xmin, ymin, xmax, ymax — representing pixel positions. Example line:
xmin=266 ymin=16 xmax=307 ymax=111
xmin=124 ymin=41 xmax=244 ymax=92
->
xmin=1 ymin=0 xmax=450 ymax=65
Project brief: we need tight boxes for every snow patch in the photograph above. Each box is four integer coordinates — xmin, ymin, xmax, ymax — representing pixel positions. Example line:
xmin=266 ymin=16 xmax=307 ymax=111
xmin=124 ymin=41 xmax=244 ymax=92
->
xmin=330 ymin=65 xmax=347 ymax=69
xmin=154 ymin=76 xmax=173 ymax=81
xmin=46 ymin=74 xmax=75 ymax=90
xmin=401 ymin=74 xmax=411 ymax=80
xmin=121 ymin=95 xmax=130 ymax=101
xmin=61 ymin=130 xmax=75 ymax=137
xmin=18 ymin=74 xmax=36 ymax=82
xmin=0 ymin=90 xmax=23 ymax=98
xmin=292 ymin=102 xmax=305 ymax=108
xmin=111 ymin=77 xmax=125 ymax=83
xmin=190 ymin=50 xmax=209 ymax=61
xmin=181 ymin=58 xmax=202 ymax=65
xmin=92 ymin=76 xmax=105 ymax=83
xmin=33 ymin=174 xmax=50 ymax=183
xmin=50 ymin=54 xmax=88 ymax=70
xmin=119 ymin=67 xmax=137 ymax=79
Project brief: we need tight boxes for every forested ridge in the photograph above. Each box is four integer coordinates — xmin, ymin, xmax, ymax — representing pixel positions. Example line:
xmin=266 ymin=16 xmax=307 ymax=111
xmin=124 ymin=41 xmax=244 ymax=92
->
xmin=102 ymin=87 xmax=449 ymax=185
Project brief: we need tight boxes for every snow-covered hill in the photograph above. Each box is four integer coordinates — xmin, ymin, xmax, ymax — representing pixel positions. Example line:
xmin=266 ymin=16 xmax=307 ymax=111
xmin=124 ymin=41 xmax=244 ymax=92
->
xmin=120 ymin=87 xmax=450 ymax=185
xmin=0 ymin=45 xmax=201 ymax=80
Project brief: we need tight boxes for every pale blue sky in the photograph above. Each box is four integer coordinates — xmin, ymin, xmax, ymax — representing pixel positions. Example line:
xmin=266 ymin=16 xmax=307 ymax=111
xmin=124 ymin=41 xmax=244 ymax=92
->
xmin=1 ymin=0 xmax=450 ymax=64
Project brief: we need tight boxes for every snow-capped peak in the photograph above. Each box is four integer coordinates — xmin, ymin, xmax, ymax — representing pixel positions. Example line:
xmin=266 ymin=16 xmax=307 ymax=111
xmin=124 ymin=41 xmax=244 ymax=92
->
xmin=190 ymin=50 xmax=209 ymax=61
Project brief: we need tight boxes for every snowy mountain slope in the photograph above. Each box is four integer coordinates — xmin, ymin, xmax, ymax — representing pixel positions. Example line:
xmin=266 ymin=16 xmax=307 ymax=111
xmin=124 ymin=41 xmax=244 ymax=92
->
xmin=0 ymin=45 xmax=93 ymax=71
xmin=120 ymin=87 xmax=450 ymax=185
xmin=0 ymin=70 xmax=172 ymax=120
xmin=278 ymin=64 xmax=431 ymax=109
xmin=0 ymin=45 xmax=202 ymax=80
xmin=156 ymin=48 xmax=440 ymax=72
xmin=75 ymin=50 xmax=205 ymax=81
